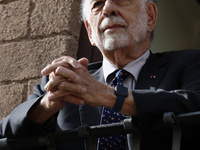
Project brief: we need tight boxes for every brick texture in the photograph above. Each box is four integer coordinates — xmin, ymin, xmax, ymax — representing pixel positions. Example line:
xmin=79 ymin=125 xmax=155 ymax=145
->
xmin=0 ymin=35 xmax=78 ymax=82
xmin=0 ymin=0 xmax=29 ymax=41
xmin=0 ymin=0 xmax=81 ymax=120
xmin=31 ymin=0 xmax=81 ymax=38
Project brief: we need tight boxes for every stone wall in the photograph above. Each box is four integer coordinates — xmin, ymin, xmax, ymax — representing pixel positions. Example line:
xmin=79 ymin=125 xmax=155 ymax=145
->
xmin=0 ymin=0 xmax=81 ymax=120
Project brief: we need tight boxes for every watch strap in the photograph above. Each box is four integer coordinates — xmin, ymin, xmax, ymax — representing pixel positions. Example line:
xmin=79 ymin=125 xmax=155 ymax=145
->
xmin=113 ymin=85 xmax=128 ymax=112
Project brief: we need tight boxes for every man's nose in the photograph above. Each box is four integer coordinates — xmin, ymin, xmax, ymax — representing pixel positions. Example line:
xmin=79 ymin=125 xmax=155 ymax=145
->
xmin=103 ymin=0 xmax=119 ymax=17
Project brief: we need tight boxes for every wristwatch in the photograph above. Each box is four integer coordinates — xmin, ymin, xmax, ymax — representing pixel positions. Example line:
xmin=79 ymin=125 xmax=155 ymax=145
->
xmin=112 ymin=85 xmax=128 ymax=112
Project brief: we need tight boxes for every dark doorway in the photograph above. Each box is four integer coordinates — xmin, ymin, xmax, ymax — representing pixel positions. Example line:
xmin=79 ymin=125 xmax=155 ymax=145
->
xmin=77 ymin=23 xmax=103 ymax=63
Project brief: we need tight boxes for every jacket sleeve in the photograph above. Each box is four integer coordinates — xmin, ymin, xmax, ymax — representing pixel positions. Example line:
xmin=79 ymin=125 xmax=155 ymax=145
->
xmin=0 ymin=76 xmax=51 ymax=138
xmin=133 ymin=50 xmax=200 ymax=131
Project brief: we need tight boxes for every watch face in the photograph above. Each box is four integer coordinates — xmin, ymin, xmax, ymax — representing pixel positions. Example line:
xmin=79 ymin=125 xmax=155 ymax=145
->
xmin=115 ymin=85 xmax=128 ymax=97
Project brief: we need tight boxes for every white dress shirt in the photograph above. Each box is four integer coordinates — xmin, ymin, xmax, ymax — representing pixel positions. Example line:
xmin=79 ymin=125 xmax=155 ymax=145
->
xmin=103 ymin=50 xmax=150 ymax=89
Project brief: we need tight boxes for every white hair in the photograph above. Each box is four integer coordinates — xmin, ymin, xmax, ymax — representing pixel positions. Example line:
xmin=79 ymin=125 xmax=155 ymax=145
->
xmin=80 ymin=0 xmax=88 ymax=21
xmin=80 ymin=0 xmax=157 ymax=42
xmin=80 ymin=0 xmax=157 ymax=21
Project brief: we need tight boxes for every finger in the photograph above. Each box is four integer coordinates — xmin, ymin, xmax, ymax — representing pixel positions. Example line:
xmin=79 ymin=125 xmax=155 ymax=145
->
xmin=41 ymin=57 xmax=82 ymax=75
xmin=58 ymin=81 xmax=87 ymax=94
xmin=78 ymin=57 xmax=89 ymax=68
xmin=45 ymin=76 xmax=66 ymax=92
xmin=41 ymin=60 xmax=70 ymax=75
xmin=49 ymin=72 xmax=55 ymax=80
xmin=62 ymin=95 xmax=84 ymax=106
xmin=41 ymin=56 xmax=83 ymax=75
xmin=43 ymin=57 xmax=66 ymax=76
xmin=47 ymin=90 xmax=70 ymax=101
xmin=54 ymin=66 xmax=81 ymax=83
xmin=47 ymin=90 xmax=84 ymax=106
xmin=51 ymin=56 xmax=65 ymax=64
xmin=62 ymin=56 xmax=82 ymax=69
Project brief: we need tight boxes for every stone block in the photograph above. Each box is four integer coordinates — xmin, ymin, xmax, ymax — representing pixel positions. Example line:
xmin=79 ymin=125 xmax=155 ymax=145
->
xmin=0 ymin=0 xmax=29 ymax=41
xmin=0 ymin=83 xmax=26 ymax=120
xmin=31 ymin=0 xmax=81 ymax=38
xmin=0 ymin=35 xmax=78 ymax=82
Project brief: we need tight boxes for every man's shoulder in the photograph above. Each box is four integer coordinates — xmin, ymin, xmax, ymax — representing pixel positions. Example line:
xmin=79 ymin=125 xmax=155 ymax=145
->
xmin=154 ymin=49 xmax=200 ymax=56
xmin=154 ymin=49 xmax=200 ymax=60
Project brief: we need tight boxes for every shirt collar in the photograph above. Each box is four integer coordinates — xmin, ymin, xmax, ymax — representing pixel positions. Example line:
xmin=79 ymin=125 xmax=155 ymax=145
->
xmin=103 ymin=50 xmax=150 ymax=83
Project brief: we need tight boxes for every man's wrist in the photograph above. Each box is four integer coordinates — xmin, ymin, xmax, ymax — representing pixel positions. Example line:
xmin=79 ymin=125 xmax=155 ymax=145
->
xmin=27 ymin=94 xmax=57 ymax=124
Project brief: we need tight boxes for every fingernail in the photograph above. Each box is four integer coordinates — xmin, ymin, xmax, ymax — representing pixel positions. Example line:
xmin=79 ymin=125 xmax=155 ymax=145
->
xmin=41 ymin=67 xmax=49 ymax=75
xmin=41 ymin=68 xmax=46 ymax=75
xmin=44 ymin=85 xmax=48 ymax=91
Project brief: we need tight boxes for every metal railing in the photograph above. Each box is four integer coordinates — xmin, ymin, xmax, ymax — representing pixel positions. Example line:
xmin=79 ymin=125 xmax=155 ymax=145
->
xmin=0 ymin=118 xmax=140 ymax=150
xmin=163 ymin=111 xmax=200 ymax=150
xmin=0 ymin=111 xmax=200 ymax=150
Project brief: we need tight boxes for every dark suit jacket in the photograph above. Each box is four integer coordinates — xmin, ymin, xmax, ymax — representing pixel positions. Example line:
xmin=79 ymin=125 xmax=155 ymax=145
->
xmin=1 ymin=49 xmax=200 ymax=150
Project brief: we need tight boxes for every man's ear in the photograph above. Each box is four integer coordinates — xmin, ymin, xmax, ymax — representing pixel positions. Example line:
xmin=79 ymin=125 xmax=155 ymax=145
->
xmin=146 ymin=2 xmax=158 ymax=32
xmin=85 ymin=20 xmax=96 ymax=46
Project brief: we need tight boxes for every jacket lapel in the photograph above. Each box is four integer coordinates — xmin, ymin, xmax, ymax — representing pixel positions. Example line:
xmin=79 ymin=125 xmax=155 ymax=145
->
xmin=135 ymin=52 xmax=168 ymax=90
xmin=79 ymin=66 xmax=105 ymax=126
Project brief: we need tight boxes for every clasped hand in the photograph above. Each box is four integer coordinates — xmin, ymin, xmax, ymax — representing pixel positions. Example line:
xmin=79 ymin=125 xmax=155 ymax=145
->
xmin=41 ymin=56 xmax=112 ymax=112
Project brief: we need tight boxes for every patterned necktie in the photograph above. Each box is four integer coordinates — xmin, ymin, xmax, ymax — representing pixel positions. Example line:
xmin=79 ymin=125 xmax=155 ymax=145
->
xmin=99 ymin=69 xmax=129 ymax=150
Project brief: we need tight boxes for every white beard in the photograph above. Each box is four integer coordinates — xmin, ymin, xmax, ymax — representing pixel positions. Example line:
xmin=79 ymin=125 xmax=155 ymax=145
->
xmin=101 ymin=31 xmax=129 ymax=51
xmin=91 ymin=13 xmax=148 ymax=51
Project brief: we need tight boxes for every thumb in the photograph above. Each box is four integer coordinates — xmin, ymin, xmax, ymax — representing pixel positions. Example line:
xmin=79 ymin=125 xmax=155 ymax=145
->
xmin=78 ymin=57 xmax=89 ymax=68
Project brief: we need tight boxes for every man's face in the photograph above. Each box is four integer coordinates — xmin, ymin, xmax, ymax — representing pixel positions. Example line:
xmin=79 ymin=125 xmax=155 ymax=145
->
xmin=86 ymin=0 xmax=148 ymax=51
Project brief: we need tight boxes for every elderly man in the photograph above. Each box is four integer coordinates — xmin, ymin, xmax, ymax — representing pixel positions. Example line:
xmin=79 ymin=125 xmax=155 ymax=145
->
xmin=1 ymin=0 xmax=200 ymax=150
